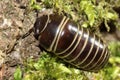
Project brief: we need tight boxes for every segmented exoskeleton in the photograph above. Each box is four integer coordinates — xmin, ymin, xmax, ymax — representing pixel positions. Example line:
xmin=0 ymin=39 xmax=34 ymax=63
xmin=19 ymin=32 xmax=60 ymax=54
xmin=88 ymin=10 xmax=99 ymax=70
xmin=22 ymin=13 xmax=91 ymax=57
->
xmin=25 ymin=14 xmax=110 ymax=72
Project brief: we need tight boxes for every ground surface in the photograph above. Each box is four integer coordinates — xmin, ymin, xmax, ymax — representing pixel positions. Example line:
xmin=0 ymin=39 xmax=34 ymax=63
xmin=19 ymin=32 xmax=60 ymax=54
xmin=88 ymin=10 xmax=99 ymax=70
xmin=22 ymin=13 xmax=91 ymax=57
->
xmin=0 ymin=0 xmax=41 ymax=79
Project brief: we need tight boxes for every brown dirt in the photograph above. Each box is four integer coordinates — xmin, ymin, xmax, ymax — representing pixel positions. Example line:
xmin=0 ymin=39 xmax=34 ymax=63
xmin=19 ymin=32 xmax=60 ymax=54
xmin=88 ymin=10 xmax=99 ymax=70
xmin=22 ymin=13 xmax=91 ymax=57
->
xmin=0 ymin=0 xmax=40 ymax=79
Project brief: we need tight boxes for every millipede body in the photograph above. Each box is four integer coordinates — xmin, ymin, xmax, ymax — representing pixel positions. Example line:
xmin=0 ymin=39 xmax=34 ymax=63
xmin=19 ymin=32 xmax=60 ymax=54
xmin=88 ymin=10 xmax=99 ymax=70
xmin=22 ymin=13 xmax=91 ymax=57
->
xmin=32 ymin=14 xmax=109 ymax=72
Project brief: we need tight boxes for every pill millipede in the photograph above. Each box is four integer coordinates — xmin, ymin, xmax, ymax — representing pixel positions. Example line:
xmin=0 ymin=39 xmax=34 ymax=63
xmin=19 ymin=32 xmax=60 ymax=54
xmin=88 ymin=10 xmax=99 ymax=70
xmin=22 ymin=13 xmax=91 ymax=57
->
xmin=23 ymin=13 xmax=110 ymax=72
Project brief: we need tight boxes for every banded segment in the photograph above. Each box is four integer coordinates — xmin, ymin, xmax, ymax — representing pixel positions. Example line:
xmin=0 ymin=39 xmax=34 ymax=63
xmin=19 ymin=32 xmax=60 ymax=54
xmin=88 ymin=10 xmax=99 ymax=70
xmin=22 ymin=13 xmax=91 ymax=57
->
xmin=99 ymin=50 xmax=109 ymax=69
xmin=84 ymin=39 xmax=106 ymax=70
xmin=53 ymin=18 xmax=69 ymax=52
xmin=48 ymin=16 xmax=67 ymax=51
xmin=34 ymin=15 xmax=48 ymax=39
xmin=39 ymin=15 xmax=66 ymax=50
xmin=58 ymin=27 xmax=83 ymax=59
xmin=68 ymin=29 xmax=90 ymax=63
xmin=54 ymin=21 xmax=79 ymax=54
xmin=76 ymin=34 xmax=95 ymax=66
xmin=93 ymin=48 xmax=109 ymax=70
xmin=79 ymin=36 xmax=101 ymax=69
xmin=40 ymin=15 xmax=50 ymax=34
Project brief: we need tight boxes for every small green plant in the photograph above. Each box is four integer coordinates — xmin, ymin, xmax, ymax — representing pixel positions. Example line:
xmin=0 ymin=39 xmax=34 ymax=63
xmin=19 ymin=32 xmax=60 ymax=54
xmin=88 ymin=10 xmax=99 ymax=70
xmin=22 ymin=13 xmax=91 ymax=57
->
xmin=22 ymin=51 xmax=87 ymax=80
xmin=29 ymin=0 xmax=41 ymax=10
xmin=14 ymin=67 xmax=22 ymax=80
xmin=29 ymin=0 xmax=118 ymax=31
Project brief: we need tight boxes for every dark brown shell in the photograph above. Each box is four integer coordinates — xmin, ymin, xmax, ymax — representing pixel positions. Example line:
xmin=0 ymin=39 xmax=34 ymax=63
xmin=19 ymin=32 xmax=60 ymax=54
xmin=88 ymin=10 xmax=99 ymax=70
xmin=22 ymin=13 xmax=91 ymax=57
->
xmin=33 ymin=14 xmax=110 ymax=72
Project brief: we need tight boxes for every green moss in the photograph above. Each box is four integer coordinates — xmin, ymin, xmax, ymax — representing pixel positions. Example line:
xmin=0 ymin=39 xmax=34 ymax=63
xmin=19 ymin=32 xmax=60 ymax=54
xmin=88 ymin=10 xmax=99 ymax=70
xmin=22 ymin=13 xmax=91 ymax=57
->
xmin=14 ymin=67 xmax=22 ymax=80
xmin=29 ymin=0 xmax=118 ymax=31
xmin=21 ymin=52 xmax=87 ymax=80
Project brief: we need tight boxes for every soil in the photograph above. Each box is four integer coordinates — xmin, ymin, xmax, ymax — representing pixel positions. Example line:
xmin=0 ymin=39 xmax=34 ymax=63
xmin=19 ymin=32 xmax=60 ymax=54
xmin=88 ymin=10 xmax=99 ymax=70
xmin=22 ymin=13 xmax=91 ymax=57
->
xmin=0 ymin=0 xmax=119 ymax=80
xmin=0 ymin=0 xmax=41 ymax=79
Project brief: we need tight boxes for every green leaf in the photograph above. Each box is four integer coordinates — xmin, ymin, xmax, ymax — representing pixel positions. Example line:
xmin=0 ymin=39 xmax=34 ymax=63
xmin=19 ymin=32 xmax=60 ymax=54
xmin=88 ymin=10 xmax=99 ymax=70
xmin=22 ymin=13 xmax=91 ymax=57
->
xmin=80 ymin=1 xmax=96 ymax=26
xmin=14 ymin=67 xmax=22 ymax=80
xmin=32 ymin=5 xmax=41 ymax=10
xmin=108 ymin=41 xmax=120 ymax=56
xmin=105 ymin=12 xmax=118 ymax=20
xmin=58 ymin=64 xmax=72 ymax=74
xmin=29 ymin=0 xmax=41 ymax=10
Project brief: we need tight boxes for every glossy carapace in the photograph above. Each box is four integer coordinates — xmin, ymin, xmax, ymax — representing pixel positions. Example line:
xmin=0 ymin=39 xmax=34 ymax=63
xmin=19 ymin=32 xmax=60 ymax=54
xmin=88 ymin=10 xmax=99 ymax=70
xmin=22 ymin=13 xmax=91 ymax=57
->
xmin=31 ymin=14 xmax=109 ymax=72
